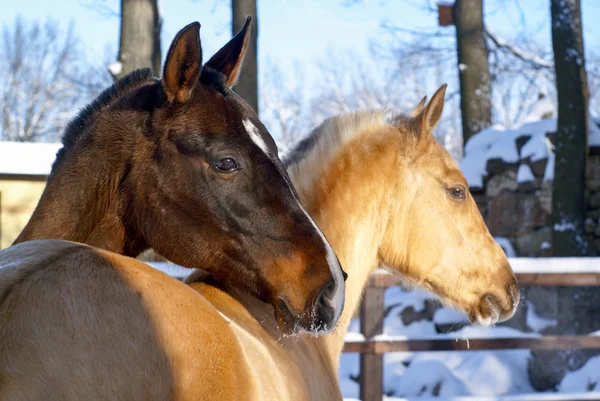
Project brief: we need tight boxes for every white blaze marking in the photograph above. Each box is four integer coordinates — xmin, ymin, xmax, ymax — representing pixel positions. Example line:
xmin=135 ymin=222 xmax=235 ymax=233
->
xmin=243 ymin=119 xmax=270 ymax=156
xmin=243 ymin=118 xmax=345 ymax=328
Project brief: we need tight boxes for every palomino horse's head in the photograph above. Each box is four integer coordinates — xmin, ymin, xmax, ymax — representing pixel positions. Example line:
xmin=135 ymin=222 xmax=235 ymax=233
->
xmin=376 ymin=85 xmax=519 ymax=325
xmin=38 ymin=20 xmax=345 ymax=333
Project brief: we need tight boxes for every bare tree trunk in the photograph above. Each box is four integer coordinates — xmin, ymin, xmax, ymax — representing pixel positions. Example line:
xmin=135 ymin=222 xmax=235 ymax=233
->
xmin=112 ymin=0 xmax=162 ymax=80
xmin=232 ymin=0 xmax=258 ymax=113
xmin=151 ymin=1 xmax=162 ymax=76
xmin=528 ymin=0 xmax=598 ymax=391
xmin=550 ymin=0 xmax=589 ymax=255
xmin=454 ymin=0 xmax=492 ymax=144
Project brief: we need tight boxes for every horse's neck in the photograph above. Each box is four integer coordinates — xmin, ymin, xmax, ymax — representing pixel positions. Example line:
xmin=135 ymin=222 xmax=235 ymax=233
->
xmin=15 ymin=151 xmax=142 ymax=255
xmin=314 ymin=220 xmax=383 ymax=369
xmin=187 ymin=203 xmax=385 ymax=389
xmin=302 ymin=169 xmax=393 ymax=370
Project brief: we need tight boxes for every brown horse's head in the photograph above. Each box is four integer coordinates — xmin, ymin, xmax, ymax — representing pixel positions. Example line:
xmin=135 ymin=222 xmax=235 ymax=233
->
xmin=377 ymin=85 xmax=519 ymax=325
xmin=18 ymin=20 xmax=345 ymax=334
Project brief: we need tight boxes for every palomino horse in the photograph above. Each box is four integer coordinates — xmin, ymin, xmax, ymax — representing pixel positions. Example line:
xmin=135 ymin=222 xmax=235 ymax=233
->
xmin=7 ymin=19 xmax=345 ymax=333
xmin=0 ymin=85 xmax=517 ymax=400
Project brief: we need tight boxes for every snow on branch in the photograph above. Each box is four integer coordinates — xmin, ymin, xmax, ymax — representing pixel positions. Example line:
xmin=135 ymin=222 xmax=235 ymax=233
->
xmin=486 ymin=30 xmax=554 ymax=69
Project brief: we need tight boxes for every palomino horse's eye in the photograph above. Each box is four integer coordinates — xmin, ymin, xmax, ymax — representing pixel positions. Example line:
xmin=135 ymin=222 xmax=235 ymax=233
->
xmin=448 ymin=186 xmax=466 ymax=200
xmin=214 ymin=157 xmax=239 ymax=172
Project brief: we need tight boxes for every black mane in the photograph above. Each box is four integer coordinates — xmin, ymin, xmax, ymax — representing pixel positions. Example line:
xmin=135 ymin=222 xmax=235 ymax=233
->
xmin=200 ymin=66 xmax=231 ymax=98
xmin=283 ymin=110 xmax=405 ymax=169
xmin=282 ymin=128 xmax=321 ymax=169
xmin=54 ymin=68 xmax=156 ymax=168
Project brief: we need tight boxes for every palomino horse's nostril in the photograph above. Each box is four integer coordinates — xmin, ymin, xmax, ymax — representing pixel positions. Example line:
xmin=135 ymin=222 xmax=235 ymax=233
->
xmin=509 ymin=284 xmax=520 ymax=308
xmin=342 ymin=271 xmax=348 ymax=281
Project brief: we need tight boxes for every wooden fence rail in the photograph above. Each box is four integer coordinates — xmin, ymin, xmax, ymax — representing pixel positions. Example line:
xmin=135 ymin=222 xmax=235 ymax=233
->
xmin=345 ymin=269 xmax=600 ymax=401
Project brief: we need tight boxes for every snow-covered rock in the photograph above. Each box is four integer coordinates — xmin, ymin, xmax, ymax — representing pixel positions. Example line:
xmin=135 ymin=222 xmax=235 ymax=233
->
xmin=460 ymin=117 xmax=599 ymax=189
xmin=517 ymin=164 xmax=536 ymax=184
xmin=525 ymin=300 xmax=557 ymax=332
xmin=388 ymin=359 xmax=468 ymax=397
xmin=559 ymin=356 xmax=600 ymax=392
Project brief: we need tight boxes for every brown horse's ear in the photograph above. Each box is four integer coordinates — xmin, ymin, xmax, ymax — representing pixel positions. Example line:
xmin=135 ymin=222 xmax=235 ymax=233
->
xmin=205 ymin=16 xmax=252 ymax=88
xmin=409 ymin=96 xmax=428 ymax=117
xmin=418 ymin=84 xmax=447 ymax=132
xmin=162 ymin=22 xmax=202 ymax=103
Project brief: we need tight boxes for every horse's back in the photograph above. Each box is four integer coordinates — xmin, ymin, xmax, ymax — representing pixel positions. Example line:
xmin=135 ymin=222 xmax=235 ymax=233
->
xmin=0 ymin=240 xmax=246 ymax=401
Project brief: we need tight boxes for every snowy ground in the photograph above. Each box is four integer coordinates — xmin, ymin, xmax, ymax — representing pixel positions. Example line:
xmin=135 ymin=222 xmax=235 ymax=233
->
xmin=338 ymin=283 xmax=600 ymax=400
xmin=339 ymin=286 xmax=537 ymax=399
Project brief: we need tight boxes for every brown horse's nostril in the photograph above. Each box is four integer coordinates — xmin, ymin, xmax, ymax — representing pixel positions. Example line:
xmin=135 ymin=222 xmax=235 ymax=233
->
xmin=318 ymin=279 xmax=336 ymax=304
xmin=314 ymin=280 xmax=336 ymax=331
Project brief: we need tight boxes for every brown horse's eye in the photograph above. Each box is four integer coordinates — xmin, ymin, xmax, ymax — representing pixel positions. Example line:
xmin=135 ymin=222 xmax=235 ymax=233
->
xmin=449 ymin=186 xmax=466 ymax=200
xmin=214 ymin=157 xmax=238 ymax=172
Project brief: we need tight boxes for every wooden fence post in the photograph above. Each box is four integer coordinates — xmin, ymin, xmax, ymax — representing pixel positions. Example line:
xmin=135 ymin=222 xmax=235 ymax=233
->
xmin=359 ymin=285 xmax=385 ymax=401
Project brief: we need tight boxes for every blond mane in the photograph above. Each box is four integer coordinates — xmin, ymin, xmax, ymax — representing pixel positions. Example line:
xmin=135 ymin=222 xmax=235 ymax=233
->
xmin=284 ymin=110 xmax=408 ymax=198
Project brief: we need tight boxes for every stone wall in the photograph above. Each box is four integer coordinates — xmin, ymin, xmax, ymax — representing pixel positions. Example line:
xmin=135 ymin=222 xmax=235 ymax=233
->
xmin=472 ymin=151 xmax=600 ymax=257
xmin=465 ymin=131 xmax=600 ymax=390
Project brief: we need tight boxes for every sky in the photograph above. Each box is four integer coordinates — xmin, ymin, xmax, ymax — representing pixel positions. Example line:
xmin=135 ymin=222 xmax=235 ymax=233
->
xmin=2 ymin=0 xmax=599 ymax=76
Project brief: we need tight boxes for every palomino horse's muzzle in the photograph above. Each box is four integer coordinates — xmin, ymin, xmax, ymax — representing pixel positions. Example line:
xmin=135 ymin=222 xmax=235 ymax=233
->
xmin=475 ymin=276 xmax=520 ymax=326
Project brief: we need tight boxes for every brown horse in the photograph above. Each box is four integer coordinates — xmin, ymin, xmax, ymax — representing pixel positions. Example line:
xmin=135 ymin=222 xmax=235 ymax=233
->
xmin=0 ymin=85 xmax=517 ymax=400
xmin=10 ymin=20 xmax=345 ymax=333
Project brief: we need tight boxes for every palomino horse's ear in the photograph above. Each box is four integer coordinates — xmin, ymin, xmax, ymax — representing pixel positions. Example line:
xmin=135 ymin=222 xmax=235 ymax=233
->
xmin=409 ymin=96 xmax=428 ymax=117
xmin=162 ymin=22 xmax=202 ymax=103
xmin=205 ymin=16 xmax=252 ymax=88
xmin=418 ymin=84 xmax=447 ymax=132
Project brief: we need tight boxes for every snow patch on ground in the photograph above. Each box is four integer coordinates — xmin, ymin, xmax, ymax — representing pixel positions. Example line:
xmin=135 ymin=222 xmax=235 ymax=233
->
xmin=384 ymin=286 xmax=438 ymax=315
xmin=147 ymin=262 xmax=192 ymax=279
xmin=526 ymin=300 xmax=557 ymax=332
xmin=495 ymin=237 xmax=517 ymax=257
xmin=434 ymin=307 xmax=468 ymax=326
xmin=388 ymin=359 xmax=468 ymax=397
xmin=339 ymin=353 xmax=361 ymax=398
xmin=559 ymin=356 xmax=600 ymax=392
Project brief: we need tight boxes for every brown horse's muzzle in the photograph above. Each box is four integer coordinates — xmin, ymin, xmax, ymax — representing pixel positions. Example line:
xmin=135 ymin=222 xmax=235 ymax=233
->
xmin=274 ymin=277 xmax=345 ymax=335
